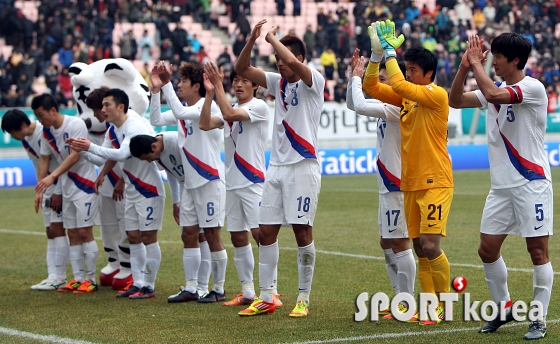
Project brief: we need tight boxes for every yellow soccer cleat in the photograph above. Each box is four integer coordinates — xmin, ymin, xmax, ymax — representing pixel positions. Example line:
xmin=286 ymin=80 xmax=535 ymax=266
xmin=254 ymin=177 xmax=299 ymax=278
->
xmin=289 ymin=300 xmax=310 ymax=317
xmin=238 ymin=298 xmax=276 ymax=316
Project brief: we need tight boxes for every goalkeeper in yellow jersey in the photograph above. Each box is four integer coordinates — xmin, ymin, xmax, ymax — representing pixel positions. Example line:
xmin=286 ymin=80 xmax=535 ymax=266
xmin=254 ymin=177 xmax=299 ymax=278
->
xmin=362 ymin=20 xmax=454 ymax=325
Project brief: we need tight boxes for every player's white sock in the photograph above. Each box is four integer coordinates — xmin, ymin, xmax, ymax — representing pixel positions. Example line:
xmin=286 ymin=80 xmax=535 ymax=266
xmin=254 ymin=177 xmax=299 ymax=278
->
xmin=100 ymin=223 xmax=120 ymax=269
xmin=46 ymin=239 xmax=56 ymax=280
xmin=395 ymin=249 xmax=416 ymax=295
xmin=197 ymin=241 xmax=211 ymax=294
xmin=297 ymin=241 xmax=315 ymax=303
xmin=130 ymin=243 xmax=147 ymax=288
xmin=118 ymin=243 xmax=131 ymax=276
xmin=384 ymin=248 xmax=399 ymax=293
xmin=54 ymin=236 xmax=69 ymax=281
xmin=483 ymin=256 xmax=511 ymax=306
xmin=183 ymin=247 xmax=201 ymax=293
xmin=259 ymin=241 xmax=279 ymax=303
xmin=83 ymin=240 xmax=98 ymax=282
xmin=273 ymin=264 xmax=279 ymax=295
xmin=533 ymin=262 xmax=553 ymax=318
xmin=211 ymin=250 xmax=228 ymax=294
xmin=69 ymin=245 xmax=85 ymax=282
xmin=144 ymin=242 xmax=161 ymax=290
xmin=234 ymin=244 xmax=255 ymax=298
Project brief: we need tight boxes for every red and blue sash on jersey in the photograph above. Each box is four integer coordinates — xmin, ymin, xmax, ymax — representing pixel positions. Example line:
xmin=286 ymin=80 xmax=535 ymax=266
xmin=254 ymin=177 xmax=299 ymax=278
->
xmin=282 ymin=120 xmax=316 ymax=159
xmin=182 ymin=147 xmax=220 ymax=181
xmin=108 ymin=126 xmax=121 ymax=149
xmin=234 ymin=152 xmax=264 ymax=183
xmin=497 ymin=119 xmax=546 ymax=181
xmin=22 ymin=139 xmax=39 ymax=159
xmin=280 ymin=77 xmax=289 ymax=110
xmin=67 ymin=171 xmax=96 ymax=194
xmin=377 ymin=159 xmax=401 ymax=191
xmin=42 ymin=128 xmax=60 ymax=155
xmin=107 ymin=169 xmax=120 ymax=187
xmin=124 ymin=169 xmax=159 ymax=198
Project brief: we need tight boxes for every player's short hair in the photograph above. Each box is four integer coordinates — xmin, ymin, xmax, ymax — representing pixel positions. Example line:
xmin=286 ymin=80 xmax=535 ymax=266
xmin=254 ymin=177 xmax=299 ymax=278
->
xmin=179 ymin=62 xmax=206 ymax=97
xmin=31 ymin=94 xmax=59 ymax=112
xmin=279 ymin=35 xmax=307 ymax=63
xmin=86 ymin=86 xmax=111 ymax=110
xmin=379 ymin=61 xmax=407 ymax=75
xmin=1 ymin=109 xmax=30 ymax=133
xmin=130 ymin=135 xmax=157 ymax=158
xmin=104 ymin=88 xmax=129 ymax=113
xmin=491 ymin=33 xmax=532 ymax=70
xmin=230 ymin=70 xmax=258 ymax=96
xmin=403 ymin=45 xmax=438 ymax=82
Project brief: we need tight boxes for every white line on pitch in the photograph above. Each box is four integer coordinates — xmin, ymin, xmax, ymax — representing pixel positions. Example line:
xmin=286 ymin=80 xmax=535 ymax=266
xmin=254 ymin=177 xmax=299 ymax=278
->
xmin=285 ymin=318 xmax=560 ymax=344
xmin=0 ymin=229 xmax=552 ymax=275
xmin=0 ymin=326 xmax=96 ymax=344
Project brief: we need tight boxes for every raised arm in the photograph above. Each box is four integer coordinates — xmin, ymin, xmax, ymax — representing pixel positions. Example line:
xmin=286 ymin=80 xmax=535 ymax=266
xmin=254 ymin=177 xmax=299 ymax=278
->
xmin=234 ymin=19 xmax=268 ymax=88
xmin=449 ymin=49 xmax=483 ymax=109
xmin=199 ymin=74 xmax=224 ymax=130
xmin=265 ymin=25 xmax=313 ymax=87
xmin=205 ymin=62 xmax=251 ymax=122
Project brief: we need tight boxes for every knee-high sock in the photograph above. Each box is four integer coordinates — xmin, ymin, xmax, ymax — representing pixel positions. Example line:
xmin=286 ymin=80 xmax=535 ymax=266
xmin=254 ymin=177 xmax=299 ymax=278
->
xmin=211 ymin=250 xmax=228 ymax=294
xmin=384 ymin=248 xmax=399 ymax=293
xmin=130 ymin=243 xmax=147 ymax=288
xmin=429 ymin=251 xmax=450 ymax=298
xmin=483 ymin=256 xmax=511 ymax=306
xmin=259 ymin=241 xmax=279 ymax=303
xmin=47 ymin=239 xmax=56 ymax=280
xmin=297 ymin=241 xmax=316 ymax=303
xmin=395 ymin=249 xmax=416 ymax=295
xmin=83 ymin=240 xmax=99 ymax=282
xmin=117 ymin=221 xmax=131 ymax=275
xmin=100 ymin=223 xmax=120 ymax=269
xmin=234 ymin=244 xmax=255 ymax=298
xmin=418 ymin=257 xmax=435 ymax=294
xmin=197 ymin=241 xmax=211 ymax=294
xmin=69 ymin=245 xmax=85 ymax=282
xmin=534 ymin=262 xmax=553 ymax=319
xmin=144 ymin=242 xmax=161 ymax=289
xmin=54 ymin=236 xmax=69 ymax=281
xmin=183 ymin=247 xmax=201 ymax=293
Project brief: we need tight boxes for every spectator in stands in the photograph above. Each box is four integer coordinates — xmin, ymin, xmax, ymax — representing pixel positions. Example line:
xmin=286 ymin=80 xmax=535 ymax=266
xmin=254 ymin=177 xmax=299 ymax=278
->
xmin=196 ymin=46 xmax=211 ymax=64
xmin=0 ymin=67 xmax=13 ymax=95
xmin=333 ymin=82 xmax=346 ymax=103
xmin=233 ymin=33 xmax=246 ymax=57
xmin=20 ymin=53 xmax=37 ymax=81
xmin=190 ymin=33 xmax=201 ymax=53
xmin=2 ymin=86 xmax=24 ymax=107
xmin=58 ymin=41 xmax=74 ymax=68
xmin=547 ymin=85 xmax=558 ymax=113
xmin=119 ymin=31 xmax=136 ymax=60
xmin=128 ymin=0 xmax=143 ymax=23
xmin=315 ymin=24 xmax=328 ymax=57
xmin=44 ymin=64 xmax=58 ymax=95
xmin=58 ymin=67 xmax=72 ymax=100
xmin=406 ymin=1 xmax=421 ymax=23
xmin=139 ymin=29 xmax=154 ymax=63
xmin=473 ymin=8 xmax=486 ymax=29
xmin=303 ymin=25 xmax=316 ymax=62
xmin=140 ymin=62 xmax=151 ymax=87
xmin=16 ymin=73 xmax=32 ymax=95
xmin=333 ymin=25 xmax=350 ymax=59
xmin=293 ymin=0 xmax=301 ymax=16
xmin=317 ymin=7 xmax=327 ymax=27
xmin=217 ymin=47 xmax=233 ymax=71
xmin=436 ymin=66 xmax=453 ymax=91
xmin=421 ymin=32 xmax=437 ymax=52
xmin=160 ymin=38 xmax=174 ymax=61
xmin=171 ymin=22 xmax=189 ymax=57
xmin=237 ymin=13 xmax=251 ymax=38
xmin=276 ymin=0 xmax=285 ymax=16
xmin=320 ymin=48 xmax=337 ymax=80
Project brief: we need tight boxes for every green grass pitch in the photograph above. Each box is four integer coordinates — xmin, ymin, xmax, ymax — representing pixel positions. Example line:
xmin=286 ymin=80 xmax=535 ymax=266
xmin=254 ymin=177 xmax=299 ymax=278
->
xmin=0 ymin=169 xmax=559 ymax=343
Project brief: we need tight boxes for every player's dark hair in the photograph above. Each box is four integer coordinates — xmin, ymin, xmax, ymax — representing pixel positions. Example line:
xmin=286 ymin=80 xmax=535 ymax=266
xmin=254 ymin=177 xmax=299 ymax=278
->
xmin=230 ymin=70 xmax=258 ymax=96
xmin=378 ymin=61 xmax=407 ymax=75
xmin=491 ymin=33 xmax=532 ymax=70
xmin=130 ymin=135 xmax=157 ymax=158
xmin=403 ymin=45 xmax=438 ymax=82
xmin=279 ymin=35 xmax=307 ymax=63
xmin=104 ymin=88 xmax=129 ymax=113
xmin=1 ymin=109 xmax=30 ymax=133
xmin=179 ymin=62 xmax=206 ymax=97
xmin=31 ymin=94 xmax=59 ymax=112
xmin=86 ymin=86 xmax=110 ymax=110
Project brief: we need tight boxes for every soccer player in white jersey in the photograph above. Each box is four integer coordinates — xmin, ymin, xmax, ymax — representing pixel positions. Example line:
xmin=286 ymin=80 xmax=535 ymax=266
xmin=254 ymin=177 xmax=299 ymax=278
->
xmin=235 ymin=20 xmax=324 ymax=317
xmin=149 ymin=62 xmax=228 ymax=303
xmin=346 ymin=49 xmax=416 ymax=319
xmin=129 ymin=131 xmax=215 ymax=300
xmin=449 ymin=33 xmax=553 ymax=340
xmin=1 ymin=110 xmax=68 ymax=290
xmin=200 ymin=62 xmax=283 ymax=307
xmin=84 ymin=87 xmax=132 ymax=290
xmin=67 ymin=88 xmax=166 ymax=300
xmin=31 ymin=94 xmax=100 ymax=294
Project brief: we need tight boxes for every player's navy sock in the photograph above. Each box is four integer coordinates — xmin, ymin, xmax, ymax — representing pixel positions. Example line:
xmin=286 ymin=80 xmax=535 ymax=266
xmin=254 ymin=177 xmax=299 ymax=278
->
xmin=183 ymin=247 xmax=201 ymax=293
xmin=297 ymin=241 xmax=315 ymax=304
xmin=211 ymin=250 xmax=228 ymax=294
xmin=258 ymin=241 xmax=278 ymax=303
xmin=234 ymin=244 xmax=255 ymax=298
xmin=396 ymin=249 xmax=416 ymax=295
xmin=145 ymin=242 xmax=161 ymax=289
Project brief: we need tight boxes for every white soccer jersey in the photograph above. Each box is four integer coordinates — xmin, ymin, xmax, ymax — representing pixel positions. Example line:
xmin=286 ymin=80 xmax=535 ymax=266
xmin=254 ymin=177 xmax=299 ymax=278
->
xmin=223 ymin=98 xmax=269 ymax=190
xmin=23 ymin=122 xmax=61 ymax=196
xmin=347 ymin=75 xmax=402 ymax=194
xmin=88 ymin=112 xmax=165 ymax=203
xmin=157 ymin=82 xmax=224 ymax=190
xmin=263 ymin=69 xmax=325 ymax=165
xmin=40 ymin=116 xmax=97 ymax=201
xmin=155 ymin=131 xmax=184 ymax=204
xmin=474 ymin=76 xmax=551 ymax=188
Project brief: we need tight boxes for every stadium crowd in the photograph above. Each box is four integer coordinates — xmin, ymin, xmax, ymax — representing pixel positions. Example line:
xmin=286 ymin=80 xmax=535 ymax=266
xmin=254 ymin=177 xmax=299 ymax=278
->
xmin=0 ymin=0 xmax=559 ymax=110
